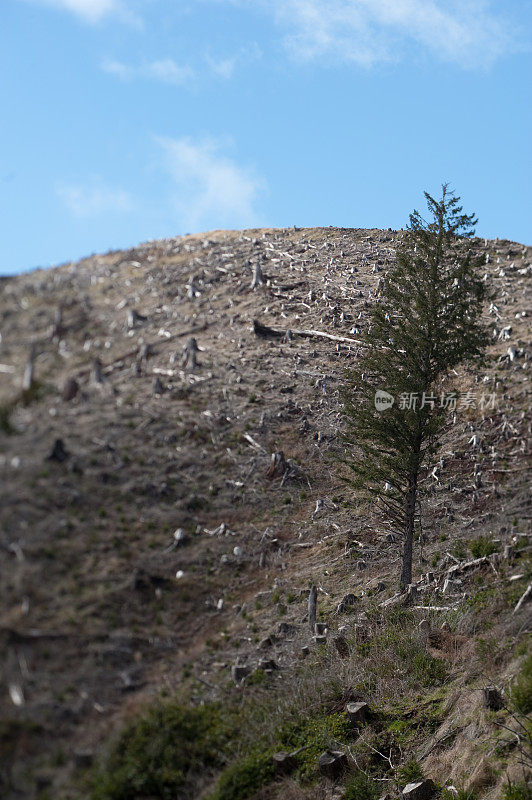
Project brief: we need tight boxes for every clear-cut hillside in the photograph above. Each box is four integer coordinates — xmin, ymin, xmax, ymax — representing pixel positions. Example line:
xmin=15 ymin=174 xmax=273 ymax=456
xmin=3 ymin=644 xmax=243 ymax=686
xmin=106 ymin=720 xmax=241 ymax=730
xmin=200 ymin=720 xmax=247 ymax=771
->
xmin=0 ymin=227 xmax=530 ymax=799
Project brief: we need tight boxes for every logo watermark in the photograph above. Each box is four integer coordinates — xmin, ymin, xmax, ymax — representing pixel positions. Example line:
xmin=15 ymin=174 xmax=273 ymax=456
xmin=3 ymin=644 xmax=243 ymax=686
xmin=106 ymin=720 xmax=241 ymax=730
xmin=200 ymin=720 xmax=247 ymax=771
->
xmin=375 ymin=390 xmax=498 ymax=412
xmin=374 ymin=390 xmax=395 ymax=411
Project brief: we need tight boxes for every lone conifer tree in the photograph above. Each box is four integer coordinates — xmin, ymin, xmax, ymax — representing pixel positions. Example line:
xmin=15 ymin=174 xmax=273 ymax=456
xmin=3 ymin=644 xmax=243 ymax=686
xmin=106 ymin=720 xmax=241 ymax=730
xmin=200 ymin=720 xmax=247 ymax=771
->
xmin=341 ymin=185 xmax=489 ymax=588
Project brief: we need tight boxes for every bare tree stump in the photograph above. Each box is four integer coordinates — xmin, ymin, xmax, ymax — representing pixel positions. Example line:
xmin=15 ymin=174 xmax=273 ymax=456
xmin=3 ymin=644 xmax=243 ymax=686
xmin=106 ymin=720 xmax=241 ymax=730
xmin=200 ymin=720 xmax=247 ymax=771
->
xmin=46 ymin=439 xmax=68 ymax=462
xmin=186 ymin=276 xmax=200 ymax=299
xmin=483 ymin=687 xmax=504 ymax=711
xmin=22 ymin=346 xmax=35 ymax=391
xmin=182 ymin=337 xmax=200 ymax=371
xmin=127 ymin=309 xmax=147 ymax=329
xmin=318 ymin=750 xmax=347 ymax=779
xmin=250 ymin=261 xmax=264 ymax=289
xmin=62 ymin=377 xmax=79 ymax=402
xmin=51 ymin=306 xmax=65 ymax=340
xmin=266 ymin=451 xmax=288 ymax=479
xmin=273 ymin=752 xmax=296 ymax=776
xmin=91 ymin=357 xmax=104 ymax=384
xmin=308 ymin=584 xmax=317 ymax=633
xmin=345 ymin=702 xmax=370 ymax=724
xmin=152 ymin=377 xmax=165 ymax=395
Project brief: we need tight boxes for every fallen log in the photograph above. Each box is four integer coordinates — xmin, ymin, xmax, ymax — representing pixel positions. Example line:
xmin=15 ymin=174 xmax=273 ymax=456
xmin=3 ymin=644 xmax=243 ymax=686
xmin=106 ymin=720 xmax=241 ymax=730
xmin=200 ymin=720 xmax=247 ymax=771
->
xmin=253 ymin=318 xmax=362 ymax=345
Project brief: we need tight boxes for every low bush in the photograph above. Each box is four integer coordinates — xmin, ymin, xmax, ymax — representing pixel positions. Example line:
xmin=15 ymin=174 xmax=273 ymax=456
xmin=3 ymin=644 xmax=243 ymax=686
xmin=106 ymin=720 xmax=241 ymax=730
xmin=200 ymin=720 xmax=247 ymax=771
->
xmin=90 ymin=701 xmax=233 ymax=800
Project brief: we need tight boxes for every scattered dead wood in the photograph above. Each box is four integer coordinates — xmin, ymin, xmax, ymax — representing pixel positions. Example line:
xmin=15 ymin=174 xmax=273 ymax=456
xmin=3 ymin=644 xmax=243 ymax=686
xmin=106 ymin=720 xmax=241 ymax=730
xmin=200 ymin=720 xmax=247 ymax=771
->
xmin=74 ymin=323 xmax=209 ymax=380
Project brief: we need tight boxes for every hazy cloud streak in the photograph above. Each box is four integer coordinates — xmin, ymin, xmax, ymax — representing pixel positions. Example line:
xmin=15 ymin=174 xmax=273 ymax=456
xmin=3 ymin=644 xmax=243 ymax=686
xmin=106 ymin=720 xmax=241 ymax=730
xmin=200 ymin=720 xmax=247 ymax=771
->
xmin=57 ymin=179 xmax=135 ymax=216
xmin=102 ymin=57 xmax=195 ymax=85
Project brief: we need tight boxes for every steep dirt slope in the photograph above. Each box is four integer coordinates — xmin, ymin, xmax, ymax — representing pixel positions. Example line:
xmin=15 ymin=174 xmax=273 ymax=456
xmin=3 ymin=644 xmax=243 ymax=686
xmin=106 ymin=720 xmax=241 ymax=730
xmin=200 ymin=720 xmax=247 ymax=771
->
xmin=0 ymin=227 xmax=530 ymax=798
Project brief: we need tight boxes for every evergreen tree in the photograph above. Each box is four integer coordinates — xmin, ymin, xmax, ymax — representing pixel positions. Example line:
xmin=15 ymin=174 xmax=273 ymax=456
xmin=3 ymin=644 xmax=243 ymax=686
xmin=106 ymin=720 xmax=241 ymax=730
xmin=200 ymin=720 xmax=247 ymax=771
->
xmin=341 ymin=185 xmax=489 ymax=588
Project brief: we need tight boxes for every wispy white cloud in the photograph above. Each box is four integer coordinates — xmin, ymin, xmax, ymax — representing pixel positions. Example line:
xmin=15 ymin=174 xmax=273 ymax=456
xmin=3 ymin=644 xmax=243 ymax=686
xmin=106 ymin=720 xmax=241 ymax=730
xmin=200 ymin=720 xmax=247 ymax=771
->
xmin=214 ymin=0 xmax=514 ymax=69
xmin=57 ymin=178 xmax=134 ymax=217
xmin=102 ymin=57 xmax=195 ymax=85
xmin=156 ymin=136 xmax=265 ymax=232
xmin=205 ymin=43 xmax=262 ymax=79
xmin=22 ymin=0 xmax=140 ymax=26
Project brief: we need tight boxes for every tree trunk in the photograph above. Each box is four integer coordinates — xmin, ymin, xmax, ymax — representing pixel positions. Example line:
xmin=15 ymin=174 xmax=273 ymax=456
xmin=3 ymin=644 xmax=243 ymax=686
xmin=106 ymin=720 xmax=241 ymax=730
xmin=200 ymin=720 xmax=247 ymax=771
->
xmin=400 ymin=473 xmax=418 ymax=589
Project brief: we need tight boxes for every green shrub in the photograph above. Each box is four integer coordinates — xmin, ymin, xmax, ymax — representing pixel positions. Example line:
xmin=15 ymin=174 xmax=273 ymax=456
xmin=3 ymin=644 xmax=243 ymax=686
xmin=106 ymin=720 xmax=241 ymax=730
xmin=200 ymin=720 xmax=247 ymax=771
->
xmin=343 ymin=771 xmax=379 ymax=799
xmin=502 ymin=781 xmax=532 ymax=800
xmin=511 ymin=653 xmax=532 ymax=715
xmin=208 ymin=751 xmax=274 ymax=800
xmin=396 ymin=759 xmax=424 ymax=785
xmin=91 ymin=702 xmax=232 ymax=800
xmin=470 ymin=535 xmax=498 ymax=558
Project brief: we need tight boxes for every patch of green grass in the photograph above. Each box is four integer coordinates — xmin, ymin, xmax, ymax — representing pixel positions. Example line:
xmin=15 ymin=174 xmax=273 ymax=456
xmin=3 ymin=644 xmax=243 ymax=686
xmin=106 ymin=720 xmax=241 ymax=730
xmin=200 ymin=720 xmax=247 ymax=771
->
xmin=343 ymin=771 xmax=379 ymax=800
xmin=470 ymin=535 xmax=498 ymax=558
xmin=511 ymin=652 xmax=532 ymax=715
xmin=357 ymin=613 xmax=447 ymax=688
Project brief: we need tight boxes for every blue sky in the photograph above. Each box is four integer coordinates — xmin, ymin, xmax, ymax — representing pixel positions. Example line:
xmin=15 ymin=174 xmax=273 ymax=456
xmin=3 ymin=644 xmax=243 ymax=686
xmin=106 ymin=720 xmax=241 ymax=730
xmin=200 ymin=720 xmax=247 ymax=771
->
xmin=1 ymin=0 xmax=531 ymax=274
